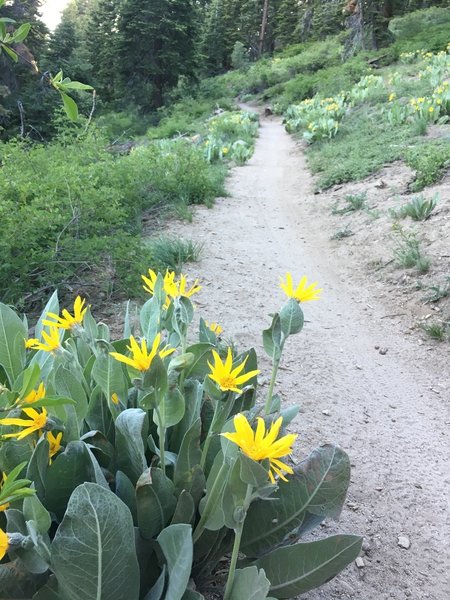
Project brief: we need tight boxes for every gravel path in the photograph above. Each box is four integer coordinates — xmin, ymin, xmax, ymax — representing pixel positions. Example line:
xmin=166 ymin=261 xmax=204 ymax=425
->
xmin=166 ymin=114 xmax=450 ymax=599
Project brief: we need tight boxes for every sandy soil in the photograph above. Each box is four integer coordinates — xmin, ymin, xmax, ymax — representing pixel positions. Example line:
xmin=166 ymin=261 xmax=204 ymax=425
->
xmin=161 ymin=114 xmax=450 ymax=599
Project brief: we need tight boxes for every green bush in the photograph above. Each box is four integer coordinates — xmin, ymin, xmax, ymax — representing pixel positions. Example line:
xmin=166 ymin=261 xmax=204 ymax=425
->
xmin=406 ymin=141 xmax=450 ymax=191
xmin=0 ymin=132 xmax=226 ymax=307
xmin=390 ymin=7 xmax=450 ymax=54
xmin=0 ymin=273 xmax=361 ymax=598
xmin=307 ymin=107 xmax=418 ymax=189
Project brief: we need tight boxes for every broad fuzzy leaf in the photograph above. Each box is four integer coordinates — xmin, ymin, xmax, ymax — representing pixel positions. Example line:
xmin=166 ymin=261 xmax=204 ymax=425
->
xmin=157 ymin=524 xmax=193 ymax=600
xmin=51 ymin=483 xmax=139 ymax=600
xmin=252 ymin=535 xmax=362 ymax=598
xmin=0 ymin=303 xmax=26 ymax=385
xmin=241 ymin=445 xmax=351 ymax=557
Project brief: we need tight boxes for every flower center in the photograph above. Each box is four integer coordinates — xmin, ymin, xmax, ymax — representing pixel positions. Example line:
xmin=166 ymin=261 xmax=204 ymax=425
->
xmin=220 ymin=375 xmax=236 ymax=389
xmin=36 ymin=413 xmax=47 ymax=429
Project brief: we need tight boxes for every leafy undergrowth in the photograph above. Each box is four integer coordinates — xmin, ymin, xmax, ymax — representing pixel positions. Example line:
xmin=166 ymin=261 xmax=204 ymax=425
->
xmin=0 ymin=109 xmax=258 ymax=310
xmin=286 ymin=41 xmax=450 ymax=191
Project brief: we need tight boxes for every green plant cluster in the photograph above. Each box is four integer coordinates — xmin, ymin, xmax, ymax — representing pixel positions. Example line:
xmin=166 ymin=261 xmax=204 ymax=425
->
xmin=406 ymin=141 xmax=450 ymax=191
xmin=0 ymin=130 xmax=226 ymax=307
xmin=392 ymin=224 xmax=431 ymax=273
xmin=0 ymin=275 xmax=361 ymax=598
xmin=202 ymin=111 xmax=259 ymax=165
xmin=390 ymin=7 xmax=450 ymax=55
xmin=292 ymin=42 xmax=450 ymax=190
xmin=390 ymin=193 xmax=438 ymax=221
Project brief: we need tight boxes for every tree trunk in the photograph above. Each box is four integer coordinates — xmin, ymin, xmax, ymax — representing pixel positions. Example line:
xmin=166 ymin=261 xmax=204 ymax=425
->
xmin=258 ymin=0 xmax=269 ymax=57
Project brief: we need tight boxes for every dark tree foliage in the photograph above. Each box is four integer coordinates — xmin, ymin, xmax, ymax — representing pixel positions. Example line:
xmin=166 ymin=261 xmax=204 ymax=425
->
xmin=116 ymin=0 xmax=199 ymax=110
xmin=0 ymin=0 xmax=48 ymax=136
xmin=85 ymin=0 xmax=121 ymax=102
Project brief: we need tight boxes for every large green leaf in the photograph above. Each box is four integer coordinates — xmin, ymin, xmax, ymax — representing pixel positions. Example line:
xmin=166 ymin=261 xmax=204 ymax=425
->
xmin=262 ymin=314 xmax=282 ymax=360
xmin=241 ymin=445 xmax=351 ymax=557
xmin=53 ymin=366 xmax=88 ymax=424
xmin=59 ymin=91 xmax=78 ymax=121
xmin=27 ymin=436 xmax=50 ymax=499
xmin=0 ymin=560 xmax=47 ymax=598
xmin=184 ymin=343 xmax=214 ymax=379
xmin=51 ymin=483 xmax=139 ymax=600
xmin=136 ymin=468 xmax=177 ymax=539
xmin=6 ymin=509 xmax=49 ymax=574
xmin=115 ymin=408 xmax=148 ymax=484
xmin=0 ymin=303 xmax=27 ymax=385
xmin=279 ymin=299 xmax=304 ymax=337
xmin=230 ymin=566 xmax=270 ymax=600
xmin=174 ymin=418 xmax=201 ymax=492
xmin=92 ymin=349 xmax=128 ymax=410
xmin=197 ymin=452 xmax=233 ymax=533
xmin=253 ymin=535 xmax=362 ymax=598
xmin=169 ymin=380 xmax=203 ymax=453
xmin=171 ymin=490 xmax=195 ymax=526
xmin=44 ymin=441 xmax=100 ymax=520
xmin=86 ymin=385 xmax=115 ymax=443
xmin=157 ymin=523 xmax=193 ymax=600
xmin=35 ymin=291 xmax=59 ymax=342
xmin=23 ymin=494 xmax=51 ymax=535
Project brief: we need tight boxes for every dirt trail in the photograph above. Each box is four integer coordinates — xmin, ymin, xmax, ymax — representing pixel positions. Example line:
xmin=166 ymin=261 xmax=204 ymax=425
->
xmin=168 ymin=115 xmax=450 ymax=599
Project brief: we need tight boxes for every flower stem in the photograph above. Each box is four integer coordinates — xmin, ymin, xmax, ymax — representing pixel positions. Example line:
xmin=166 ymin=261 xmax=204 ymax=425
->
xmin=264 ymin=357 xmax=280 ymax=415
xmin=200 ymin=400 xmax=220 ymax=470
xmin=223 ymin=484 xmax=253 ymax=600
xmin=200 ymin=394 xmax=234 ymax=470
xmin=154 ymin=406 xmax=166 ymax=474
xmin=193 ymin=462 xmax=228 ymax=543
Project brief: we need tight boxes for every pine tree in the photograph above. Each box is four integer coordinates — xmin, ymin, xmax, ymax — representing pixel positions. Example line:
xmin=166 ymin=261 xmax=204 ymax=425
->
xmin=200 ymin=0 xmax=227 ymax=75
xmin=85 ymin=0 xmax=121 ymax=102
xmin=116 ymin=0 xmax=199 ymax=110
xmin=274 ymin=0 xmax=301 ymax=48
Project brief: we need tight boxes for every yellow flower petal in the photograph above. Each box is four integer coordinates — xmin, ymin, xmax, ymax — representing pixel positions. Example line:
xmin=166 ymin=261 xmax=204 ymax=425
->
xmin=221 ymin=413 xmax=297 ymax=483
xmin=0 ymin=528 xmax=8 ymax=561
xmin=208 ymin=349 xmax=260 ymax=394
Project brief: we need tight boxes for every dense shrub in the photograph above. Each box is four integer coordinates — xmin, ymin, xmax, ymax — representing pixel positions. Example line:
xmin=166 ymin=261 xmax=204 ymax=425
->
xmin=406 ymin=141 xmax=450 ymax=191
xmin=0 ymin=132 xmax=226 ymax=306
xmin=390 ymin=7 xmax=450 ymax=54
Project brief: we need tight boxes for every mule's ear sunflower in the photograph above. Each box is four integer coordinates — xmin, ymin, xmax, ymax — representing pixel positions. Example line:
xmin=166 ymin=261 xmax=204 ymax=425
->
xmin=222 ymin=413 xmax=297 ymax=483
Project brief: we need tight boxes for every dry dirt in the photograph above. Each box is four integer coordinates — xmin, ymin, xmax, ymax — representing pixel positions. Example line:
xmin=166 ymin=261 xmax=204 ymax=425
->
xmin=162 ymin=113 xmax=450 ymax=599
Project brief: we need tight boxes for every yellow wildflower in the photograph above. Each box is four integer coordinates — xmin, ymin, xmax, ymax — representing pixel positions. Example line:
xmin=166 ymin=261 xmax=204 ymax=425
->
xmin=279 ymin=273 xmax=322 ymax=302
xmin=42 ymin=296 xmax=88 ymax=331
xmin=0 ymin=528 xmax=8 ymax=561
xmin=25 ymin=327 xmax=61 ymax=353
xmin=110 ymin=333 xmax=174 ymax=373
xmin=222 ymin=414 xmax=297 ymax=483
xmin=388 ymin=92 xmax=396 ymax=102
xmin=176 ymin=274 xmax=201 ymax=299
xmin=417 ymin=97 xmax=425 ymax=104
xmin=205 ymin=321 xmax=223 ymax=335
xmin=21 ymin=382 xmax=46 ymax=405
xmin=111 ymin=392 xmax=120 ymax=405
xmin=0 ymin=407 xmax=48 ymax=440
xmin=429 ymin=106 xmax=434 ymax=113
xmin=222 ymin=147 xmax=229 ymax=155
xmin=47 ymin=431 xmax=63 ymax=464
xmin=208 ymin=348 xmax=259 ymax=394
xmin=142 ymin=269 xmax=201 ymax=309
xmin=24 ymin=338 xmax=39 ymax=349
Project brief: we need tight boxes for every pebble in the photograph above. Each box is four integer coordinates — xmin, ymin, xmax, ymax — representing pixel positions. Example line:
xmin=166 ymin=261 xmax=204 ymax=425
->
xmin=362 ymin=540 xmax=372 ymax=555
xmin=355 ymin=557 xmax=365 ymax=568
xmin=322 ymin=409 xmax=331 ymax=416
xmin=398 ymin=535 xmax=411 ymax=549
xmin=379 ymin=347 xmax=388 ymax=355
